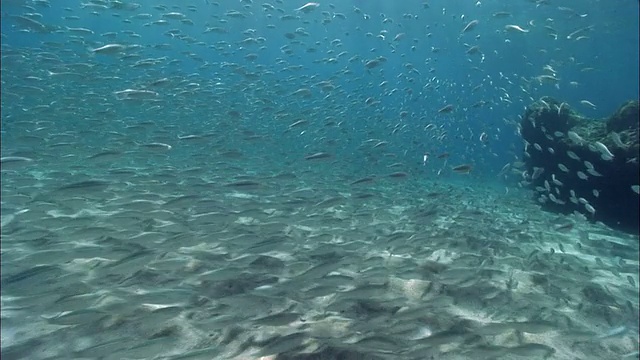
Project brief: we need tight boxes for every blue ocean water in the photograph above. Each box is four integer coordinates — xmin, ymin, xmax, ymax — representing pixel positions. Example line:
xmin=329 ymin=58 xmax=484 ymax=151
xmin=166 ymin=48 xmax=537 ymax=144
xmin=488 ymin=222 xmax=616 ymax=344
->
xmin=1 ymin=1 xmax=639 ymax=359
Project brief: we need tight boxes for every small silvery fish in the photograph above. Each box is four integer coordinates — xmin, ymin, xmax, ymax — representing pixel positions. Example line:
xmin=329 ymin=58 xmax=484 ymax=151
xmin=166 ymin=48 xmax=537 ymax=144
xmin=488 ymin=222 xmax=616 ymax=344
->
xmin=452 ymin=164 xmax=473 ymax=174
xmin=304 ymin=152 xmax=332 ymax=160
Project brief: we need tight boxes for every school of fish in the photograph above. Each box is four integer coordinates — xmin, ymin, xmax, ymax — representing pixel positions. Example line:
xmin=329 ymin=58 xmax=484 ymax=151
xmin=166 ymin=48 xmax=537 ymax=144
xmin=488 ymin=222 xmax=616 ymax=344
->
xmin=1 ymin=1 xmax=639 ymax=359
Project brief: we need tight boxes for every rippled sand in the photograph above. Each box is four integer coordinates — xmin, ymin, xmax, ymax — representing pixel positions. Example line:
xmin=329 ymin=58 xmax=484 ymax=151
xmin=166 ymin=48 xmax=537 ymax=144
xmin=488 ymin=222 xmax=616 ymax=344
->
xmin=1 ymin=162 xmax=638 ymax=360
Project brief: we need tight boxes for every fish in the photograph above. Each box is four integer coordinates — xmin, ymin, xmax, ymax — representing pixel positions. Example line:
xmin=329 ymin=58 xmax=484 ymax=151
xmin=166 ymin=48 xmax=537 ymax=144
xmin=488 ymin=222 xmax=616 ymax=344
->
xmin=142 ymin=142 xmax=172 ymax=151
xmin=1 ymin=156 xmax=34 ymax=165
xmin=387 ymin=171 xmax=408 ymax=179
xmin=0 ymin=3 xmax=635 ymax=360
xmin=225 ymin=180 xmax=261 ymax=187
xmin=91 ymin=43 xmax=128 ymax=54
xmin=492 ymin=12 xmax=512 ymax=18
xmin=43 ymin=308 xmax=108 ymax=325
xmin=586 ymin=167 xmax=603 ymax=177
xmin=567 ymin=131 xmax=585 ymax=144
xmin=2 ymin=264 xmax=62 ymax=287
xmin=610 ymin=132 xmax=628 ymax=148
xmin=567 ymin=25 xmax=594 ymax=39
xmin=505 ymin=24 xmax=529 ymax=33
xmin=10 ymin=15 xmax=52 ymax=33
xmin=531 ymin=166 xmax=544 ymax=180
xmin=506 ymin=343 xmax=555 ymax=357
xmin=225 ymin=10 xmax=246 ymax=18
xmin=314 ymin=196 xmax=346 ymax=207
xmin=580 ymin=99 xmax=597 ymax=109
xmin=255 ymin=332 xmax=307 ymax=356
xmin=114 ymin=89 xmax=159 ymax=100
xmin=438 ymin=104 xmax=454 ymax=113
xmin=597 ymin=326 xmax=628 ymax=339
xmin=288 ymin=119 xmax=308 ymax=129
xmin=567 ymin=150 xmax=580 ymax=160
xmin=475 ymin=321 xmax=556 ymax=335
xmin=627 ymin=276 xmax=636 ymax=287
xmin=66 ymin=26 xmax=94 ymax=35
xmin=497 ymin=163 xmax=511 ymax=176
xmin=253 ymin=312 xmax=301 ymax=326
xmin=461 ymin=20 xmax=479 ymax=34
xmin=304 ymin=152 xmax=332 ymax=160
xmin=364 ymin=59 xmax=382 ymax=69
xmin=162 ymin=12 xmax=186 ymax=20
xmin=554 ymin=222 xmax=573 ymax=232
xmin=534 ymin=74 xmax=560 ymax=84
xmin=584 ymin=203 xmax=596 ymax=216
xmin=295 ymin=2 xmax=320 ymax=13
xmin=87 ymin=150 xmax=123 ymax=160
xmin=593 ymin=141 xmax=614 ymax=160
xmin=351 ymin=176 xmax=376 ymax=185
xmin=452 ymin=164 xmax=473 ymax=174
xmin=56 ymin=180 xmax=111 ymax=192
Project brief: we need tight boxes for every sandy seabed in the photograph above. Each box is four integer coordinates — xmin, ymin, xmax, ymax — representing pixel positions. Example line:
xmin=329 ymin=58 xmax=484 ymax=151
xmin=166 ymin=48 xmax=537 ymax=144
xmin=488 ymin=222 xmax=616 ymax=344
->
xmin=1 ymin=162 xmax=638 ymax=360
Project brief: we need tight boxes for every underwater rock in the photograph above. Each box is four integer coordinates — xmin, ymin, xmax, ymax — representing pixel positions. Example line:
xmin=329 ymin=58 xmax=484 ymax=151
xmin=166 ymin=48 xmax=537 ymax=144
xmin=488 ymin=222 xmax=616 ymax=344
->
xmin=607 ymin=100 xmax=639 ymax=134
xmin=521 ymin=97 xmax=639 ymax=233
